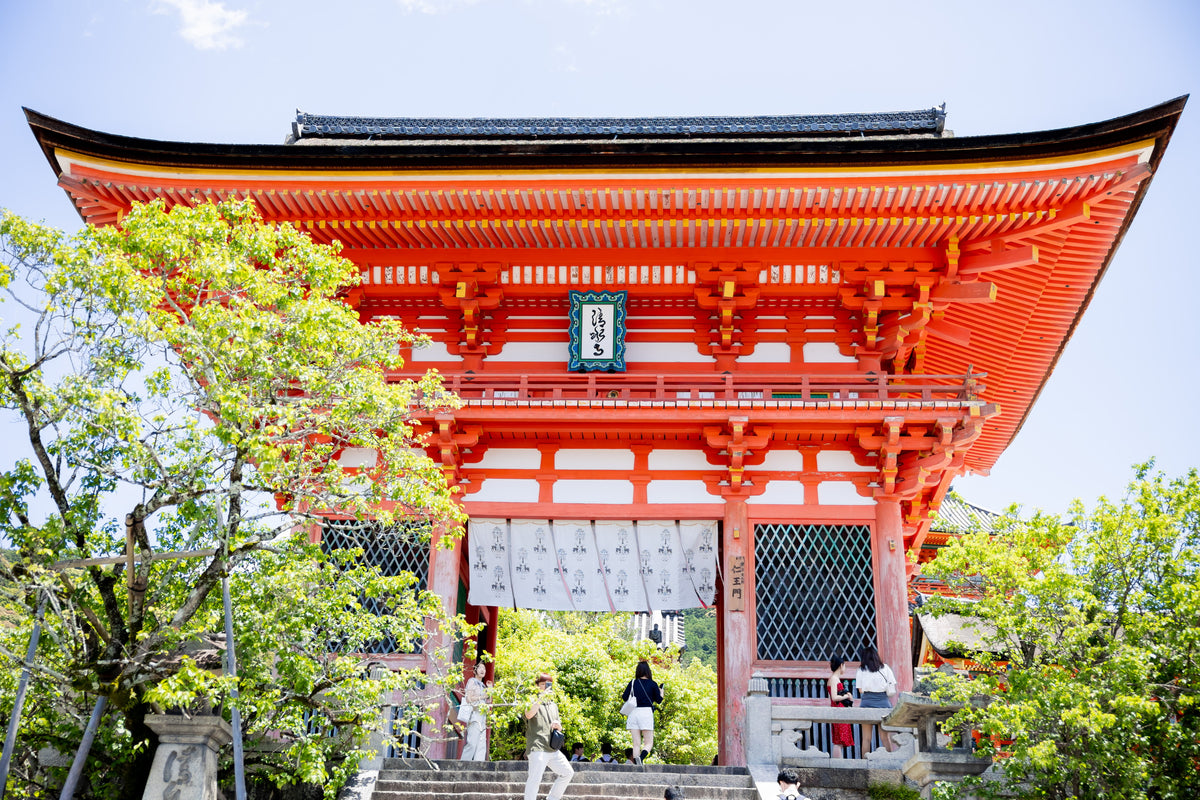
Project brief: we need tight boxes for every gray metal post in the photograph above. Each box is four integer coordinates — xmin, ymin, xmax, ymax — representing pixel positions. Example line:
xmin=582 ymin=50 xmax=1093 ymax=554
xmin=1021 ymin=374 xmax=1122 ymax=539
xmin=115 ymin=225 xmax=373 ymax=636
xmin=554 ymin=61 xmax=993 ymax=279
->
xmin=57 ymin=695 xmax=106 ymax=800
xmin=222 ymin=574 xmax=246 ymax=800
xmin=0 ymin=595 xmax=47 ymax=800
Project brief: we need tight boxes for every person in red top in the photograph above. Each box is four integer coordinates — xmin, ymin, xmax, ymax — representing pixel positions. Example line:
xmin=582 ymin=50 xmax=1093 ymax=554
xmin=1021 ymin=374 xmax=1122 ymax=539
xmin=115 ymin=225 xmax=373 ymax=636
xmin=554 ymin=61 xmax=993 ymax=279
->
xmin=826 ymin=656 xmax=855 ymax=758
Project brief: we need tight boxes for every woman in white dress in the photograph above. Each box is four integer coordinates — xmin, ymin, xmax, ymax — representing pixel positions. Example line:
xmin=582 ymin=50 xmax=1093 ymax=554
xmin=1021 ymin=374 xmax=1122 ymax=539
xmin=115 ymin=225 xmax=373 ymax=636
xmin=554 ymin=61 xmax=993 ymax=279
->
xmin=458 ymin=661 xmax=492 ymax=760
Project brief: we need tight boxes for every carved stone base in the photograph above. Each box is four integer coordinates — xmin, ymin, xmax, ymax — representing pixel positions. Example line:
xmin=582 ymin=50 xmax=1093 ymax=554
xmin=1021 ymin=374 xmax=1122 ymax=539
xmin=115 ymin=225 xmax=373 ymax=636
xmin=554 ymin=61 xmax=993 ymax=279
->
xmin=141 ymin=714 xmax=232 ymax=800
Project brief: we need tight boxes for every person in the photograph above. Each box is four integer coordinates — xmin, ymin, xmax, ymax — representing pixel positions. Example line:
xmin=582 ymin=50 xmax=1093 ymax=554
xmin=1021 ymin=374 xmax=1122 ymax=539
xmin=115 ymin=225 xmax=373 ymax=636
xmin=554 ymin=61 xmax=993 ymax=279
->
xmin=621 ymin=660 xmax=663 ymax=764
xmin=458 ymin=661 xmax=492 ymax=761
xmin=595 ymin=742 xmax=617 ymax=764
xmin=854 ymin=644 xmax=897 ymax=756
xmin=664 ymin=788 xmax=686 ymax=800
xmin=622 ymin=747 xmax=635 ymax=764
xmin=826 ymin=656 xmax=855 ymax=758
xmin=569 ymin=743 xmax=588 ymax=762
xmin=524 ymin=673 xmax=573 ymax=800
xmin=776 ymin=767 xmax=811 ymax=800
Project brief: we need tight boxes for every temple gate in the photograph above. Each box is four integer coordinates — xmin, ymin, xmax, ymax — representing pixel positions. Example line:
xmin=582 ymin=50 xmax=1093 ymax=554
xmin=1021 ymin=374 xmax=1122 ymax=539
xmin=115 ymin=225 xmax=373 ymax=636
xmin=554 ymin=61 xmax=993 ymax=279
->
xmin=27 ymin=99 xmax=1183 ymax=764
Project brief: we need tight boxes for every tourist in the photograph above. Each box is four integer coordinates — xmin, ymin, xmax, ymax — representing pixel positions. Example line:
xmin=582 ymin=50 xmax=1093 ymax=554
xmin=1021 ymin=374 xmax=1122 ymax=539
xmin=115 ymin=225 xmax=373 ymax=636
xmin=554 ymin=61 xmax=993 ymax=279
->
xmin=595 ymin=743 xmax=617 ymax=764
xmin=523 ymin=673 xmax=573 ymax=800
xmin=664 ymin=788 xmax=686 ymax=800
xmin=622 ymin=747 xmax=635 ymax=764
xmin=569 ymin=742 xmax=588 ymax=762
xmin=854 ymin=644 xmax=897 ymax=755
xmin=826 ymin=656 xmax=855 ymax=758
xmin=776 ymin=767 xmax=811 ymax=800
xmin=621 ymin=660 xmax=663 ymax=764
xmin=458 ymin=661 xmax=492 ymax=761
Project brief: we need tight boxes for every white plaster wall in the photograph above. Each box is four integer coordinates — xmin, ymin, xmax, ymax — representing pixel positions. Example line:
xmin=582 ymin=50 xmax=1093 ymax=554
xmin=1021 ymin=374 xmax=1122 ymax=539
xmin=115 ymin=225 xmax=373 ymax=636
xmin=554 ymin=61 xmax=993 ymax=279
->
xmin=646 ymin=480 xmax=715 ymax=504
xmin=817 ymin=450 xmax=874 ymax=472
xmin=803 ymin=342 xmax=856 ymax=363
xmin=647 ymin=449 xmax=715 ymax=471
xmin=624 ymin=340 xmax=715 ymax=363
xmin=336 ymin=448 xmax=378 ymax=468
xmin=755 ymin=450 xmax=808 ymax=470
xmin=487 ymin=341 xmax=565 ymax=362
xmin=738 ymin=342 xmax=792 ymax=363
xmin=555 ymin=449 xmax=635 ymax=470
xmin=746 ymin=480 xmax=805 ymax=505
xmin=553 ymin=480 xmax=634 ymax=504
xmin=818 ymin=481 xmax=874 ymax=505
xmin=473 ymin=448 xmax=544 ymax=470
xmin=407 ymin=339 xmax=453 ymax=362
xmin=469 ymin=478 xmax=541 ymax=503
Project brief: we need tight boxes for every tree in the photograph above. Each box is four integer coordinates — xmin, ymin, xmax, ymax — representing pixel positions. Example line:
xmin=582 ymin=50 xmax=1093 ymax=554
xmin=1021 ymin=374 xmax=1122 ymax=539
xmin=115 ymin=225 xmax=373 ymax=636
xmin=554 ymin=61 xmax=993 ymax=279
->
xmin=486 ymin=609 xmax=718 ymax=765
xmin=0 ymin=200 xmax=465 ymax=799
xmin=923 ymin=465 xmax=1200 ymax=800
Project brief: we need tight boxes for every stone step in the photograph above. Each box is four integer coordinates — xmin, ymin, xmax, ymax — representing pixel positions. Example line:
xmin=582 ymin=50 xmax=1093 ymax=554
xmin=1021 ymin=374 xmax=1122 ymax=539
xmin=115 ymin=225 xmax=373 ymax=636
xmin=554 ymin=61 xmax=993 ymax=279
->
xmin=367 ymin=759 xmax=758 ymax=800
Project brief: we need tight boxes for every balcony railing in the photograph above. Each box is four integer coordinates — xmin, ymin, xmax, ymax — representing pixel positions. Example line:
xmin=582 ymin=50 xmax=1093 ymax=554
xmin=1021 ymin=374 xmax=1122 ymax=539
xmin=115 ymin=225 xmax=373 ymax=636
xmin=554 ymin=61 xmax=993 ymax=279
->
xmin=427 ymin=371 xmax=985 ymax=404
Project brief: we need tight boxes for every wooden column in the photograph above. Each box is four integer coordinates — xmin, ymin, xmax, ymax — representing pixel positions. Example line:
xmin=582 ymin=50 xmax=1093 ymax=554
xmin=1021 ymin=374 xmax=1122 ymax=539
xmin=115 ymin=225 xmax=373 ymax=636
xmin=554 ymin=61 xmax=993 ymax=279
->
xmin=873 ymin=498 xmax=913 ymax=692
xmin=424 ymin=521 xmax=464 ymax=759
xmin=718 ymin=496 xmax=752 ymax=765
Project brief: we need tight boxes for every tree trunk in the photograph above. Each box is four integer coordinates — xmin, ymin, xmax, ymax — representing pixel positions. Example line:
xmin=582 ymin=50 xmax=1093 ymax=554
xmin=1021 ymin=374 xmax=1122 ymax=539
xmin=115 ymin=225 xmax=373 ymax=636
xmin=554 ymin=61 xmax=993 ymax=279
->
xmin=117 ymin=705 xmax=157 ymax=800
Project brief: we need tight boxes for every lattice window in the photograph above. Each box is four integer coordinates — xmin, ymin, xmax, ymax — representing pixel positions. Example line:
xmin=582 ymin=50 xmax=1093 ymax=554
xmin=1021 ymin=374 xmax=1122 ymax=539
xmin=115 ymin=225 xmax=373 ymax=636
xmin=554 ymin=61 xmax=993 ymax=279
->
xmin=321 ymin=519 xmax=431 ymax=655
xmin=754 ymin=524 xmax=876 ymax=662
xmin=386 ymin=702 xmax=426 ymax=759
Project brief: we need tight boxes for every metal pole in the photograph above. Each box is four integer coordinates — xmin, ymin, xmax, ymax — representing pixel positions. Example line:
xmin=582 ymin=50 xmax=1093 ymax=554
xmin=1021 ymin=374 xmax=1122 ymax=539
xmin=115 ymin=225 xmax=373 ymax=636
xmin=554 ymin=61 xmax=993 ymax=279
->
xmin=222 ymin=574 xmax=246 ymax=800
xmin=0 ymin=595 xmax=47 ymax=800
xmin=56 ymin=695 xmax=106 ymax=800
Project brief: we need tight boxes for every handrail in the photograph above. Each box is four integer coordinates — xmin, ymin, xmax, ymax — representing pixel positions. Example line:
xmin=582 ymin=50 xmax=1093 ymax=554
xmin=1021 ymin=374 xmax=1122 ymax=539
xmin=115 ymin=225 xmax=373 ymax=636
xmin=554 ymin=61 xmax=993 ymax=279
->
xmin=407 ymin=370 xmax=986 ymax=403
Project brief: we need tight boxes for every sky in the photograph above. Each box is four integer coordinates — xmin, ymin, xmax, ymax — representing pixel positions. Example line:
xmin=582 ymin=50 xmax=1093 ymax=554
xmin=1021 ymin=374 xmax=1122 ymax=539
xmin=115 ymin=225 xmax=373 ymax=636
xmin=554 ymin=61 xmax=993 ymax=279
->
xmin=0 ymin=0 xmax=1197 ymax=517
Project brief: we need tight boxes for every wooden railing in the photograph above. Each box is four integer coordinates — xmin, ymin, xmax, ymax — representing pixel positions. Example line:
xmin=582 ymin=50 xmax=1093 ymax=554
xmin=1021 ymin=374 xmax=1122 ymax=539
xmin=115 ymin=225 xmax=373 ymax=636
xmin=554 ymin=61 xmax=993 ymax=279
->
xmin=424 ymin=371 xmax=985 ymax=404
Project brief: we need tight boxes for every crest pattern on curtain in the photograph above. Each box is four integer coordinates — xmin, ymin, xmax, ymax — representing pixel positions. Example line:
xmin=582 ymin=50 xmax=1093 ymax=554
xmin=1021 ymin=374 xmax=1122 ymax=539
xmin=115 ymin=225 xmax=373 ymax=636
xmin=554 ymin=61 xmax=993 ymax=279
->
xmin=467 ymin=519 xmax=718 ymax=611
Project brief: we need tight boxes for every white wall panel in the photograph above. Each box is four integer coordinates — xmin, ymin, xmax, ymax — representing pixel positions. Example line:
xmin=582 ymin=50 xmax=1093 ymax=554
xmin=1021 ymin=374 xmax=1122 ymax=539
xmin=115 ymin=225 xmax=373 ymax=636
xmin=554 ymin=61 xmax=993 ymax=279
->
xmin=755 ymin=449 xmax=808 ymax=470
xmin=817 ymin=450 xmax=874 ymax=472
xmin=553 ymin=480 xmax=634 ymax=504
xmin=555 ymin=449 xmax=635 ymax=470
xmin=738 ymin=342 xmax=792 ymax=363
xmin=474 ymin=448 xmax=544 ymax=470
xmin=818 ymin=481 xmax=874 ymax=505
xmin=487 ymin=341 xmax=565 ymax=362
xmin=646 ymin=480 xmax=715 ymax=504
xmin=746 ymin=480 xmax=805 ymax=505
xmin=469 ymin=479 xmax=541 ymax=503
xmin=407 ymin=339 xmax=453 ymax=362
xmin=647 ymin=449 xmax=715 ymax=471
xmin=624 ymin=341 xmax=714 ymax=363
xmin=803 ymin=342 xmax=856 ymax=363
xmin=336 ymin=448 xmax=378 ymax=468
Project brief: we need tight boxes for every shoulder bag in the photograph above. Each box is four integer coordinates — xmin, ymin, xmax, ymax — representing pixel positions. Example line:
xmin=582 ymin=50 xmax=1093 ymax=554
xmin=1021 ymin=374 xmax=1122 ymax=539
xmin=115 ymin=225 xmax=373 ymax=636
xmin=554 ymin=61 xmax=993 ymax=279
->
xmin=619 ymin=680 xmax=639 ymax=716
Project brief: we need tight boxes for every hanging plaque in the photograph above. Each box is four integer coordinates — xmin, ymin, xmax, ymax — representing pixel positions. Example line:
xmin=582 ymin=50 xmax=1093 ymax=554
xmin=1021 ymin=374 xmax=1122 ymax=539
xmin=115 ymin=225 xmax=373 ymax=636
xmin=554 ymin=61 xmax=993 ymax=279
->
xmin=568 ymin=290 xmax=627 ymax=372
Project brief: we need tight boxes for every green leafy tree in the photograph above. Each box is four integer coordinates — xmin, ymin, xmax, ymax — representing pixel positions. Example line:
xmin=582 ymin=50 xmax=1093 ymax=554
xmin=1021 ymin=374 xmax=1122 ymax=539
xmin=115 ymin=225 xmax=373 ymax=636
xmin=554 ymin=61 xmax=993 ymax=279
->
xmin=485 ymin=609 xmax=717 ymax=765
xmin=923 ymin=465 xmax=1200 ymax=800
xmin=0 ymin=200 xmax=465 ymax=799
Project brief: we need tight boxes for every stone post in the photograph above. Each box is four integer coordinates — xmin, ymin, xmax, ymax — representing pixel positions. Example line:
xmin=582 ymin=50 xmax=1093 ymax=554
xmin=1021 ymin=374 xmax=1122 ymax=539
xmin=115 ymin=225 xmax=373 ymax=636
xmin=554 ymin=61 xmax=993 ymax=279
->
xmin=141 ymin=715 xmax=232 ymax=800
xmin=744 ymin=675 xmax=773 ymax=765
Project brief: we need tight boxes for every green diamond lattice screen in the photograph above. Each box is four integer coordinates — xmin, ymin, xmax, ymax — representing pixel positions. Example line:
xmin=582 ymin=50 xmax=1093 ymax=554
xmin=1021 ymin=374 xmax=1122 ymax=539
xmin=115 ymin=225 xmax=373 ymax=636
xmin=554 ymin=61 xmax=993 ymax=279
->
xmin=754 ymin=523 xmax=877 ymax=662
xmin=321 ymin=519 xmax=430 ymax=655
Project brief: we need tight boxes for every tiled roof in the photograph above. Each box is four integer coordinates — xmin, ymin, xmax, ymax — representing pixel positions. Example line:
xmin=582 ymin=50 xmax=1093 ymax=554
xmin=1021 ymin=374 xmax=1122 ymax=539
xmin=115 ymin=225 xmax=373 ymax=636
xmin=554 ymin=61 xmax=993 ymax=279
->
xmin=930 ymin=494 xmax=1000 ymax=534
xmin=292 ymin=108 xmax=946 ymax=139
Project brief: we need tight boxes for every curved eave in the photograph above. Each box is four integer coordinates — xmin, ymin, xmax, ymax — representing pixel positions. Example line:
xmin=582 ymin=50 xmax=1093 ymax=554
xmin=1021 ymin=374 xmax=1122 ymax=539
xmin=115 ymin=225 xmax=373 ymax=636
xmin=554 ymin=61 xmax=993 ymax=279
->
xmin=25 ymin=97 xmax=1185 ymax=175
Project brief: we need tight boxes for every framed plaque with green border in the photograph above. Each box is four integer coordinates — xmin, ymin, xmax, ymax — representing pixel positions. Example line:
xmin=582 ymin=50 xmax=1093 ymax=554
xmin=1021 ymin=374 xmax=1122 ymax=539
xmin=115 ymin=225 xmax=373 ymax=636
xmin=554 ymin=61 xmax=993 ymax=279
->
xmin=568 ymin=290 xmax=627 ymax=372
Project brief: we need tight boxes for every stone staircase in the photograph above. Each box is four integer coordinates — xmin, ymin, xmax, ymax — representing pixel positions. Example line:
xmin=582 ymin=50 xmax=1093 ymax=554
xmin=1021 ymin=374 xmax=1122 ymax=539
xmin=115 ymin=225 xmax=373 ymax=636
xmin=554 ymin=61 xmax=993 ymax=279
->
xmin=352 ymin=759 xmax=761 ymax=800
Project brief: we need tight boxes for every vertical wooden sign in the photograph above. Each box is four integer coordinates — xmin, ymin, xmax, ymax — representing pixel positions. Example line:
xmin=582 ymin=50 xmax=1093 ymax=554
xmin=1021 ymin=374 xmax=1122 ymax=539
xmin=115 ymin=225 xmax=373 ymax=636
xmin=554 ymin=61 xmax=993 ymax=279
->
xmin=728 ymin=555 xmax=746 ymax=611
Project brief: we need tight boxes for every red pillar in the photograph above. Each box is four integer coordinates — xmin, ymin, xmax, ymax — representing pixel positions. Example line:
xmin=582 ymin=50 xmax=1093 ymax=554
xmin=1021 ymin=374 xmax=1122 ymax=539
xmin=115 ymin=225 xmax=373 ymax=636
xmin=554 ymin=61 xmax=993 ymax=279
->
xmin=423 ymin=522 xmax=464 ymax=759
xmin=873 ymin=498 xmax=913 ymax=692
xmin=718 ymin=496 xmax=752 ymax=765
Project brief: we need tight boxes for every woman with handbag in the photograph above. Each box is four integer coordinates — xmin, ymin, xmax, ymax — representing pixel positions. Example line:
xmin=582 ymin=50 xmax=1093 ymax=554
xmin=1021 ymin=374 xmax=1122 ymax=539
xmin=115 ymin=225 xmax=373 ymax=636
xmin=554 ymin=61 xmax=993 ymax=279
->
xmin=621 ymin=661 xmax=663 ymax=764
xmin=826 ymin=656 xmax=855 ymax=758
xmin=458 ymin=661 xmax=492 ymax=761
xmin=854 ymin=644 xmax=897 ymax=756
xmin=524 ymin=673 xmax=573 ymax=800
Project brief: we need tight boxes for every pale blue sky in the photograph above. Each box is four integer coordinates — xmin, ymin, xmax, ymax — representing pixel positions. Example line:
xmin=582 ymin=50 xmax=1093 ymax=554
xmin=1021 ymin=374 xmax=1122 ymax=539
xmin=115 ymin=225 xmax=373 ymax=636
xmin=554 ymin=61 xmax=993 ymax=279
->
xmin=1 ymin=0 xmax=1197 ymax=516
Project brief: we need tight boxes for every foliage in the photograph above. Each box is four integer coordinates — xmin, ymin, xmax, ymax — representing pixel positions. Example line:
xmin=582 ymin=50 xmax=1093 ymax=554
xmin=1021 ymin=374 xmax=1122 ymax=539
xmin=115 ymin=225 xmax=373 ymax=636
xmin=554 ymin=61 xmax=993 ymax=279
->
xmin=0 ymin=201 xmax=465 ymax=799
xmin=922 ymin=464 xmax=1200 ymax=800
xmin=679 ymin=607 xmax=716 ymax=669
xmin=484 ymin=609 xmax=718 ymax=764
xmin=866 ymin=782 xmax=922 ymax=800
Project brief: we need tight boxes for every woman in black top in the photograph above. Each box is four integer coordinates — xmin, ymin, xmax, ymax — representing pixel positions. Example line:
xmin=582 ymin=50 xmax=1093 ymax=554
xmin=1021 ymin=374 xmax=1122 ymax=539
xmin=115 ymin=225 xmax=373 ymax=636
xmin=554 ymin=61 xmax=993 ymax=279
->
xmin=622 ymin=660 xmax=663 ymax=764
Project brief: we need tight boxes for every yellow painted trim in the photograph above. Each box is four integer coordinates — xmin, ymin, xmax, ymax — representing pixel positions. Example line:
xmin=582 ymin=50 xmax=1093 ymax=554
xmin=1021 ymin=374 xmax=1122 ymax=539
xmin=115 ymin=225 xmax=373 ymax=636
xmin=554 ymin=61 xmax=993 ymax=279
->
xmin=53 ymin=138 xmax=1156 ymax=184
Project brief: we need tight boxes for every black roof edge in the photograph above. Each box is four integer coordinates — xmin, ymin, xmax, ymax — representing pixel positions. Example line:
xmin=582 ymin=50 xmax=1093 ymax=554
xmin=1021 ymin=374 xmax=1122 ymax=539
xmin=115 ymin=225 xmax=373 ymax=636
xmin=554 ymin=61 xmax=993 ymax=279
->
xmin=24 ymin=97 xmax=1187 ymax=176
